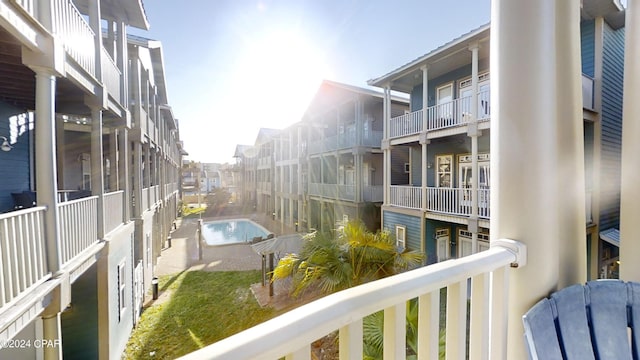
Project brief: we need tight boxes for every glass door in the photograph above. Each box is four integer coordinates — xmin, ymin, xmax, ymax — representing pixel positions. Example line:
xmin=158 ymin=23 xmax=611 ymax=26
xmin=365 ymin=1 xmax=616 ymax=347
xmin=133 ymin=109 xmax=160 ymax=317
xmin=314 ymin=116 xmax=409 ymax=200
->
xmin=436 ymin=84 xmax=453 ymax=121
xmin=436 ymin=228 xmax=450 ymax=262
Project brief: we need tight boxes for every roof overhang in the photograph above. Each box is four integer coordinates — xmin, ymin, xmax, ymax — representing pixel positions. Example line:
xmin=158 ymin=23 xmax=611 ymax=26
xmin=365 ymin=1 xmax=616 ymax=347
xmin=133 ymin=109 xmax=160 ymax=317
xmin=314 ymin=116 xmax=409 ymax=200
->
xmin=304 ymin=80 xmax=409 ymax=116
xmin=581 ymin=0 xmax=625 ymax=30
xmin=600 ymin=228 xmax=620 ymax=247
xmin=75 ymin=0 xmax=150 ymax=30
xmin=368 ymin=24 xmax=490 ymax=93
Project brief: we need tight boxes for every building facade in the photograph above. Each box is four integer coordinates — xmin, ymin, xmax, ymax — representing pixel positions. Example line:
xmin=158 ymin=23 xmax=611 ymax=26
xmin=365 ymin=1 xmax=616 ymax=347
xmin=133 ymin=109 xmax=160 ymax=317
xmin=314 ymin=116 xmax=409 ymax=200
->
xmin=0 ymin=1 xmax=183 ymax=359
xmin=368 ymin=2 xmax=624 ymax=273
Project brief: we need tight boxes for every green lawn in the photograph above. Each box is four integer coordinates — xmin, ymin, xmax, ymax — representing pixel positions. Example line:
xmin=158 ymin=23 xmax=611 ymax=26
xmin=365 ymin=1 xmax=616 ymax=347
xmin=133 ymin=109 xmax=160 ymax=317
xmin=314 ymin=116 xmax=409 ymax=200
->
xmin=123 ymin=270 xmax=277 ymax=359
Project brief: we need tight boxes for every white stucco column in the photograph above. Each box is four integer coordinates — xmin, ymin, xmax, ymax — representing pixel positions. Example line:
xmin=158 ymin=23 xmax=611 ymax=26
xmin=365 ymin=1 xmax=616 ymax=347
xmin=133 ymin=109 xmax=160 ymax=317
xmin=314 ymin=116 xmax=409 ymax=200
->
xmin=421 ymin=65 xmax=429 ymax=130
xmin=109 ymin=130 xmax=118 ymax=192
xmin=420 ymin=133 xmax=428 ymax=212
xmin=118 ymin=127 xmax=130 ymax=220
xmin=116 ymin=20 xmax=129 ymax=109
xmin=34 ymin=69 xmax=61 ymax=273
xmin=42 ymin=313 xmax=62 ymax=360
xmin=469 ymin=42 xmax=480 ymax=253
xmin=620 ymin=0 xmax=640 ymax=281
xmin=491 ymin=0 xmax=585 ymax=358
xmin=88 ymin=0 xmax=103 ymax=82
xmin=382 ymin=86 xmax=391 ymax=206
xmin=90 ymin=106 xmax=105 ymax=239
xmin=133 ymin=141 xmax=143 ymax=217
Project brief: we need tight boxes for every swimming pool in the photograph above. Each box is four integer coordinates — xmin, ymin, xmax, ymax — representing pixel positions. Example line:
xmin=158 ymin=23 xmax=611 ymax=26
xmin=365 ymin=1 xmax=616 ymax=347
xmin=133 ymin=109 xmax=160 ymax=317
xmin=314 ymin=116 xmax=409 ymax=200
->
xmin=201 ymin=219 xmax=270 ymax=246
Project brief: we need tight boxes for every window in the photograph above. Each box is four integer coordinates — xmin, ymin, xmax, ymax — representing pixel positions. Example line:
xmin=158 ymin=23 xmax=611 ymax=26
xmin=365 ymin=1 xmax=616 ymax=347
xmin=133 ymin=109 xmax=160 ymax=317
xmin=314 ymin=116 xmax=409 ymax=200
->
xmin=396 ymin=225 xmax=406 ymax=249
xmin=436 ymin=155 xmax=453 ymax=188
xmin=458 ymin=229 xmax=490 ymax=257
xmin=404 ymin=162 xmax=410 ymax=174
xmin=436 ymin=83 xmax=454 ymax=119
xmin=118 ymin=261 xmax=126 ymax=320
xmin=146 ymin=233 xmax=151 ymax=268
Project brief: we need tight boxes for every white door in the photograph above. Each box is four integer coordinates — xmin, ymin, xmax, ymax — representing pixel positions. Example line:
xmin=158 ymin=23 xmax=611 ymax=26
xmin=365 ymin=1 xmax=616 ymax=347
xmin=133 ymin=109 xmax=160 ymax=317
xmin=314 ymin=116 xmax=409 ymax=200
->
xmin=436 ymin=229 xmax=450 ymax=262
xmin=437 ymin=84 xmax=453 ymax=120
xmin=458 ymin=230 xmax=474 ymax=258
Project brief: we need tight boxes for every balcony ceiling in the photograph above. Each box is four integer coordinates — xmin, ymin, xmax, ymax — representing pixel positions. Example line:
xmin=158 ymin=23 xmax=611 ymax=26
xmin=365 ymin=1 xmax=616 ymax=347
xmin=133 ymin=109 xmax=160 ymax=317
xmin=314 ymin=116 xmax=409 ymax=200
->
xmin=581 ymin=0 xmax=625 ymax=30
xmin=0 ymin=26 xmax=35 ymax=110
xmin=0 ymin=27 xmax=92 ymax=115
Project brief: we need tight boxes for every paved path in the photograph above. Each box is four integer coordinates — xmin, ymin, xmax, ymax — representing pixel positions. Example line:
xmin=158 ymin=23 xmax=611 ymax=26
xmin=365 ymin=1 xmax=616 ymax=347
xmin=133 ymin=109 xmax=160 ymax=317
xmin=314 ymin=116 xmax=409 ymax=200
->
xmin=155 ymin=213 xmax=303 ymax=276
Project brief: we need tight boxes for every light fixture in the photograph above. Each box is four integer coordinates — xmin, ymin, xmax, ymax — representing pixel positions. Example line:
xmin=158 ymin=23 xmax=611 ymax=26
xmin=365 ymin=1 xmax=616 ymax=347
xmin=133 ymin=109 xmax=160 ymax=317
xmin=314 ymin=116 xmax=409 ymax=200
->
xmin=0 ymin=136 xmax=12 ymax=152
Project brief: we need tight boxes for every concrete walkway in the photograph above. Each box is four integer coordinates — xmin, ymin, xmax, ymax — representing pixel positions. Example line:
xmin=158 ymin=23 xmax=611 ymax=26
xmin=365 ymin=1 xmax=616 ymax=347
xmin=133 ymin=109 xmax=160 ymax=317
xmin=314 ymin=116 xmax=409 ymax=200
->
xmin=155 ymin=213 xmax=303 ymax=276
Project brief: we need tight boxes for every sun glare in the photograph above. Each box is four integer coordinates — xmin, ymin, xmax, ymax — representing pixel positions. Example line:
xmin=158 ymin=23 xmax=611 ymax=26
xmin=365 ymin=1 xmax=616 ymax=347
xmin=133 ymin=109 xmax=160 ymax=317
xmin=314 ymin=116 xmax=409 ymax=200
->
xmin=233 ymin=30 xmax=330 ymax=129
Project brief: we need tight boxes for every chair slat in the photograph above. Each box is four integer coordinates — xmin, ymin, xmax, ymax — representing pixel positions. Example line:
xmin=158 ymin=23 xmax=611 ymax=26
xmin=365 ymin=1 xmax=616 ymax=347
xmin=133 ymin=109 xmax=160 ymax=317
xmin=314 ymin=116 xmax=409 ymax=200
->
xmin=550 ymin=284 xmax=595 ymax=360
xmin=523 ymin=298 xmax=563 ymax=360
xmin=629 ymin=282 xmax=640 ymax=358
xmin=587 ymin=280 xmax=632 ymax=360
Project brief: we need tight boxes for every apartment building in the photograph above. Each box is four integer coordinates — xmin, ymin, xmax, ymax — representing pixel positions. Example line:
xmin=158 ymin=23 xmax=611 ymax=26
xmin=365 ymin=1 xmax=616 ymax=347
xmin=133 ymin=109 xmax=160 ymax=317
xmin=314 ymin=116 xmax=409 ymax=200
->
xmin=0 ymin=1 xmax=183 ymax=359
xmin=233 ymin=144 xmax=252 ymax=206
xmin=273 ymin=122 xmax=305 ymax=230
xmin=368 ymin=0 xmax=624 ymax=275
xmin=236 ymin=81 xmax=408 ymax=233
xmin=303 ymin=81 xmax=408 ymax=232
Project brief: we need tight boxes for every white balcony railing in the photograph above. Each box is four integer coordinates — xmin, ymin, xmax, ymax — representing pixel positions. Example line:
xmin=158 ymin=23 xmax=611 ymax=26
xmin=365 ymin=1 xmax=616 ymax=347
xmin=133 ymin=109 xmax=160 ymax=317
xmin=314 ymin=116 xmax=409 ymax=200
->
xmin=308 ymin=183 xmax=356 ymax=201
xmin=151 ymin=185 xmax=159 ymax=206
xmin=142 ymin=187 xmax=149 ymax=211
xmin=15 ymin=0 xmax=36 ymax=16
xmin=426 ymin=187 xmax=471 ymax=216
xmin=337 ymin=184 xmax=355 ymax=201
xmin=180 ymin=240 xmax=526 ymax=360
xmin=52 ymin=0 xmax=96 ymax=78
xmin=390 ymin=90 xmax=492 ymax=138
xmin=479 ymin=188 xmax=491 ymax=219
xmin=309 ymin=130 xmax=385 ymax=154
xmin=389 ymin=185 xmax=422 ymax=209
xmin=102 ymin=48 xmax=121 ymax=103
xmin=0 ymin=207 xmax=50 ymax=308
xmin=388 ymin=186 xmax=491 ymax=218
xmin=582 ymin=74 xmax=594 ymax=110
xmin=389 ymin=110 xmax=423 ymax=138
xmin=57 ymin=196 xmax=98 ymax=266
xmin=363 ymin=185 xmax=383 ymax=202
xmin=426 ymin=187 xmax=491 ymax=218
xmin=104 ymin=190 xmax=124 ymax=234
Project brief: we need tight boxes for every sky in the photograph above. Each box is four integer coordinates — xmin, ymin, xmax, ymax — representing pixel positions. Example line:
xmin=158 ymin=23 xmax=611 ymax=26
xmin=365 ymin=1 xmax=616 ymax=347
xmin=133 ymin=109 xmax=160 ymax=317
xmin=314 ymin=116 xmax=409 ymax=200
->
xmin=130 ymin=0 xmax=491 ymax=164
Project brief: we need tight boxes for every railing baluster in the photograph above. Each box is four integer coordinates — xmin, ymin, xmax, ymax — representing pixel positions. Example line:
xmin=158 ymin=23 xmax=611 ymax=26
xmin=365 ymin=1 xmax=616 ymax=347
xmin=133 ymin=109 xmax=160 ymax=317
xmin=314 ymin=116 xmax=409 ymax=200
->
xmin=417 ymin=291 xmax=440 ymax=360
xmin=0 ymin=219 xmax=7 ymax=306
xmin=384 ymin=302 xmax=406 ymax=359
xmin=446 ymin=280 xmax=468 ymax=360
xmin=469 ymin=273 xmax=490 ymax=360
xmin=339 ymin=319 xmax=363 ymax=360
xmin=284 ymin=345 xmax=310 ymax=360
xmin=489 ymin=266 xmax=509 ymax=360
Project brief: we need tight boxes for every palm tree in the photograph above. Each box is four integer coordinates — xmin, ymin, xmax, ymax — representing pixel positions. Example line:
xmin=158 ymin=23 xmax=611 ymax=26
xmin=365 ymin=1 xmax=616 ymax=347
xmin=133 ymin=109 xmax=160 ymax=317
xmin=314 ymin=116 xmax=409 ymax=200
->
xmin=272 ymin=220 xmax=423 ymax=297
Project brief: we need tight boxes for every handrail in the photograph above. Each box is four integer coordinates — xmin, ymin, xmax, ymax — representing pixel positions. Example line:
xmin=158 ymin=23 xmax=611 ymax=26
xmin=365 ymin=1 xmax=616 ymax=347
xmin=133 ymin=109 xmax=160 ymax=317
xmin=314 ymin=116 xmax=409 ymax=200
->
xmin=179 ymin=240 xmax=525 ymax=360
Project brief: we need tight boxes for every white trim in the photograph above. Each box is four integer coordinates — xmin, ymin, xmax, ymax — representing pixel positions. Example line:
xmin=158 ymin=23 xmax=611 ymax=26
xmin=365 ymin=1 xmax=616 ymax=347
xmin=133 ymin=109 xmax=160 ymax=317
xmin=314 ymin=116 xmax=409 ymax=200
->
xmin=395 ymin=225 xmax=406 ymax=249
xmin=436 ymin=228 xmax=450 ymax=261
xmin=118 ymin=260 xmax=127 ymax=321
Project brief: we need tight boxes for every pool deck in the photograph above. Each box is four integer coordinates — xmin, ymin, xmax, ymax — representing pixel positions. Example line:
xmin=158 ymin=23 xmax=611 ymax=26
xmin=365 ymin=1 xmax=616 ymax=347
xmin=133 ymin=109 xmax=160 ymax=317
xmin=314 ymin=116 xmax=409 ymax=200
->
xmin=155 ymin=212 xmax=302 ymax=276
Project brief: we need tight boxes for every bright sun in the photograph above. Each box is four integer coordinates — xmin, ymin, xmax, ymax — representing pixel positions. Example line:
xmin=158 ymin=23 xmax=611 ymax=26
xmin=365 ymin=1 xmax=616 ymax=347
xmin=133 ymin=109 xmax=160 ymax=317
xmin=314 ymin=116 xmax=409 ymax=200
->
xmin=234 ymin=30 xmax=329 ymax=129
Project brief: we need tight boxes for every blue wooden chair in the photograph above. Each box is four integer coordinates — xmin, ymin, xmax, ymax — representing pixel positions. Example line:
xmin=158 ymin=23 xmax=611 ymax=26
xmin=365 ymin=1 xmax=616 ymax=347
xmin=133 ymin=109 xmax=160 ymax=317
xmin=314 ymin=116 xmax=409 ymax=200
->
xmin=523 ymin=280 xmax=640 ymax=360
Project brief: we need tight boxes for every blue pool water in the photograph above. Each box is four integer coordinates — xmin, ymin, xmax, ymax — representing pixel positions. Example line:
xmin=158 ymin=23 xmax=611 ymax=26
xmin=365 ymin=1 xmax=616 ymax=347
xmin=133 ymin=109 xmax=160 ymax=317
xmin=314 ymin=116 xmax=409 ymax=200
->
xmin=201 ymin=219 xmax=270 ymax=246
